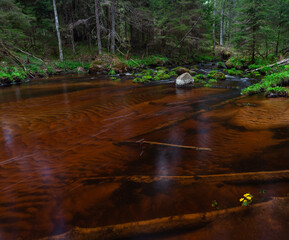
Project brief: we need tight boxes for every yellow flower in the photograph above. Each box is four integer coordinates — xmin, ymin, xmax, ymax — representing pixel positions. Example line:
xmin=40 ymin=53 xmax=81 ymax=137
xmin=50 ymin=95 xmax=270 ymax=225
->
xmin=244 ymin=193 xmax=250 ymax=197
xmin=243 ymin=199 xmax=248 ymax=203
xmin=246 ymin=196 xmax=252 ymax=200
xmin=240 ymin=198 xmax=244 ymax=202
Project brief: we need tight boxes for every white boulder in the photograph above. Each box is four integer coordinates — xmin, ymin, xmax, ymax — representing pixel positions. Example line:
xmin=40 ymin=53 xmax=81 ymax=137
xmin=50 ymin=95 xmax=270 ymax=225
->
xmin=175 ymin=73 xmax=194 ymax=86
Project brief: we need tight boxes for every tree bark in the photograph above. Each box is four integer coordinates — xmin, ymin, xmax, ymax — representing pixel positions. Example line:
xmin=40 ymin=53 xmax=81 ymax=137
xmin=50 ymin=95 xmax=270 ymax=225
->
xmin=53 ymin=0 xmax=64 ymax=62
xmin=111 ymin=0 xmax=116 ymax=54
xmin=94 ymin=0 xmax=102 ymax=55
xmin=220 ymin=7 xmax=224 ymax=46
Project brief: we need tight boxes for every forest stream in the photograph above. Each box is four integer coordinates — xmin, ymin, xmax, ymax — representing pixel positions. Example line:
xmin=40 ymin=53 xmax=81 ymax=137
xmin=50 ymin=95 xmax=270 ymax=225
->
xmin=1 ymin=65 xmax=289 ymax=240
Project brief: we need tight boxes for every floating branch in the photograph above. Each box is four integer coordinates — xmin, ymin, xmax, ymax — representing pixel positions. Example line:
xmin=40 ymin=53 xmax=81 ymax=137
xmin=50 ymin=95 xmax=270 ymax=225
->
xmin=122 ymin=140 xmax=212 ymax=152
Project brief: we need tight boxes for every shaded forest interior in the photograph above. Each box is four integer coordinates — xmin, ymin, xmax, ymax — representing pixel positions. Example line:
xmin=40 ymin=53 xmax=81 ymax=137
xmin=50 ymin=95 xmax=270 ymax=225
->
xmin=1 ymin=0 xmax=289 ymax=61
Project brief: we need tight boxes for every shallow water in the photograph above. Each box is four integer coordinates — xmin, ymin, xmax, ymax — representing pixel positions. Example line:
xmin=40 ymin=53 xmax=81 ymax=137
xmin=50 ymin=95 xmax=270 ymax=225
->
xmin=0 ymin=73 xmax=289 ymax=239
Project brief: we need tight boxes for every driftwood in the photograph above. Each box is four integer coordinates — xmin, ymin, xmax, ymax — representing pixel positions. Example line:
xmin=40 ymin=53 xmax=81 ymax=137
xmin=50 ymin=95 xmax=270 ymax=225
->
xmin=122 ymin=140 xmax=212 ymax=152
xmin=247 ymin=58 xmax=289 ymax=73
xmin=42 ymin=197 xmax=289 ymax=240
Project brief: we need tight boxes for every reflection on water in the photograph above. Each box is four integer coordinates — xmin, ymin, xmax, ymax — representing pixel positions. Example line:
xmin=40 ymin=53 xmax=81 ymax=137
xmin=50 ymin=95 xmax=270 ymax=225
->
xmin=0 ymin=74 xmax=289 ymax=239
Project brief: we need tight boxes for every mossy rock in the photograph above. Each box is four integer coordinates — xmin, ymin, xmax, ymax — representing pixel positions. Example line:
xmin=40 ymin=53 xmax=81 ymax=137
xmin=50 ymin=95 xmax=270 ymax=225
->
xmin=189 ymin=70 xmax=197 ymax=76
xmin=217 ymin=62 xmax=226 ymax=69
xmin=173 ymin=67 xmax=189 ymax=75
xmin=89 ymin=54 xmax=127 ymax=74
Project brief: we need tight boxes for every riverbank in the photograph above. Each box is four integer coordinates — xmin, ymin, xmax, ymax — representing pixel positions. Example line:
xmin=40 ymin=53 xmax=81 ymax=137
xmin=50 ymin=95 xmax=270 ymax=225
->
xmin=1 ymin=53 xmax=289 ymax=98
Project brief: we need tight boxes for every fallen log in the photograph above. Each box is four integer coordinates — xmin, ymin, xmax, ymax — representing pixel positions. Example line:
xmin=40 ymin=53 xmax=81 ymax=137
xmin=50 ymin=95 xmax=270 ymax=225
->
xmin=41 ymin=197 xmax=289 ymax=240
xmin=121 ymin=140 xmax=212 ymax=152
xmin=14 ymin=47 xmax=44 ymax=63
xmin=246 ymin=58 xmax=289 ymax=73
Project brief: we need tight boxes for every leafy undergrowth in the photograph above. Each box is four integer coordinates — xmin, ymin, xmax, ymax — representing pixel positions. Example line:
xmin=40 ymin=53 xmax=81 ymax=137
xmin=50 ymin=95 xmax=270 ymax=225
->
xmin=242 ymin=70 xmax=289 ymax=97
xmin=121 ymin=56 xmax=168 ymax=68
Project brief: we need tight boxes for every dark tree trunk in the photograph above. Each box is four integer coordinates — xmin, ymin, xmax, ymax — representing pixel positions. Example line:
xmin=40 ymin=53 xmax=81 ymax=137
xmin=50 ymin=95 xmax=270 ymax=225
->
xmin=94 ymin=0 xmax=102 ymax=55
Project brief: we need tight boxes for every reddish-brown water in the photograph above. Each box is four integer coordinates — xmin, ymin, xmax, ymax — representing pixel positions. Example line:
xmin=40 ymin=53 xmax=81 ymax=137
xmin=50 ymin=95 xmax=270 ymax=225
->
xmin=0 ymin=74 xmax=289 ymax=239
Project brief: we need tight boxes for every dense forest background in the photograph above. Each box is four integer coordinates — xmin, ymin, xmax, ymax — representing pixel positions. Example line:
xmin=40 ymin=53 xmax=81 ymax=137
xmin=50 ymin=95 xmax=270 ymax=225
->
xmin=1 ymin=0 xmax=289 ymax=62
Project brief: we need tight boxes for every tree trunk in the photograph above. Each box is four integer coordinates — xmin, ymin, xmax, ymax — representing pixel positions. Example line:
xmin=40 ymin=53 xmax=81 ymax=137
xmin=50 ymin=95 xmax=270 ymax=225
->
xmin=111 ymin=0 xmax=116 ymax=55
xmin=213 ymin=0 xmax=216 ymax=53
xmin=53 ymin=0 xmax=64 ymax=62
xmin=251 ymin=25 xmax=256 ymax=63
xmin=70 ymin=28 xmax=76 ymax=55
xmin=220 ymin=8 xmax=224 ymax=46
xmin=94 ymin=0 xmax=102 ymax=55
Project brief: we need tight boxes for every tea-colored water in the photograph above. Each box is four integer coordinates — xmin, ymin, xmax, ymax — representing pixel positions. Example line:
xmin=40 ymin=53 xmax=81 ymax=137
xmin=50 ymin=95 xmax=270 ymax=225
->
xmin=0 ymin=75 xmax=289 ymax=239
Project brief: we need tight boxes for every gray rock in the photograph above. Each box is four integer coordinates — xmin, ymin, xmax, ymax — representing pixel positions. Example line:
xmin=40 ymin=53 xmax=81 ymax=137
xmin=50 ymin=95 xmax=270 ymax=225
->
xmin=175 ymin=73 xmax=194 ymax=86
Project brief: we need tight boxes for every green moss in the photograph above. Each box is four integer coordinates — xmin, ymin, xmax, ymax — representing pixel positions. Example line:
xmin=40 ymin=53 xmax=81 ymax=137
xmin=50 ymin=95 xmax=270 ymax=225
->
xmin=227 ymin=68 xmax=243 ymax=76
xmin=195 ymin=74 xmax=205 ymax=80
xmin=204 ymin=83 xmax=212 ymax=87
xmin=194 ymin=79 xmax=206 ymax=84
xmin=209 ymin=79 xmax=217 ymax=83
xmin=207 ymin=71 xmax=226 ymax=80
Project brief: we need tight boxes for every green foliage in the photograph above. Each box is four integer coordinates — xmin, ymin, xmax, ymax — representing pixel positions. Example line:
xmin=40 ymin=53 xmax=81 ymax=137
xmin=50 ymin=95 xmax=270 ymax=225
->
xmin=204 ymin=83 xmax=212 ymax=87
xmin=0 ymin=66 xmax=28 ymax=85
xmin=122 ymin=56 xmax=168 ymax=68
xmin=265 ymin=86 xmax=288 ymax=96
xmin=108 ymin=69 xmax=116 ymax=75
xmin=53 ymin=61 xmax=88 ymax=71
xmin=242 ymin=70 xmax=289 ymax=96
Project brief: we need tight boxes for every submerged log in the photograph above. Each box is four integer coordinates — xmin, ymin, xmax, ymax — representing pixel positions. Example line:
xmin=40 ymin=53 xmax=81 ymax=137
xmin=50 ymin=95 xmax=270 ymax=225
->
xmin=81 ymin=169 xmax=289 ymax=185
xmin=42 ymin=197 xmax=289 ymax=240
